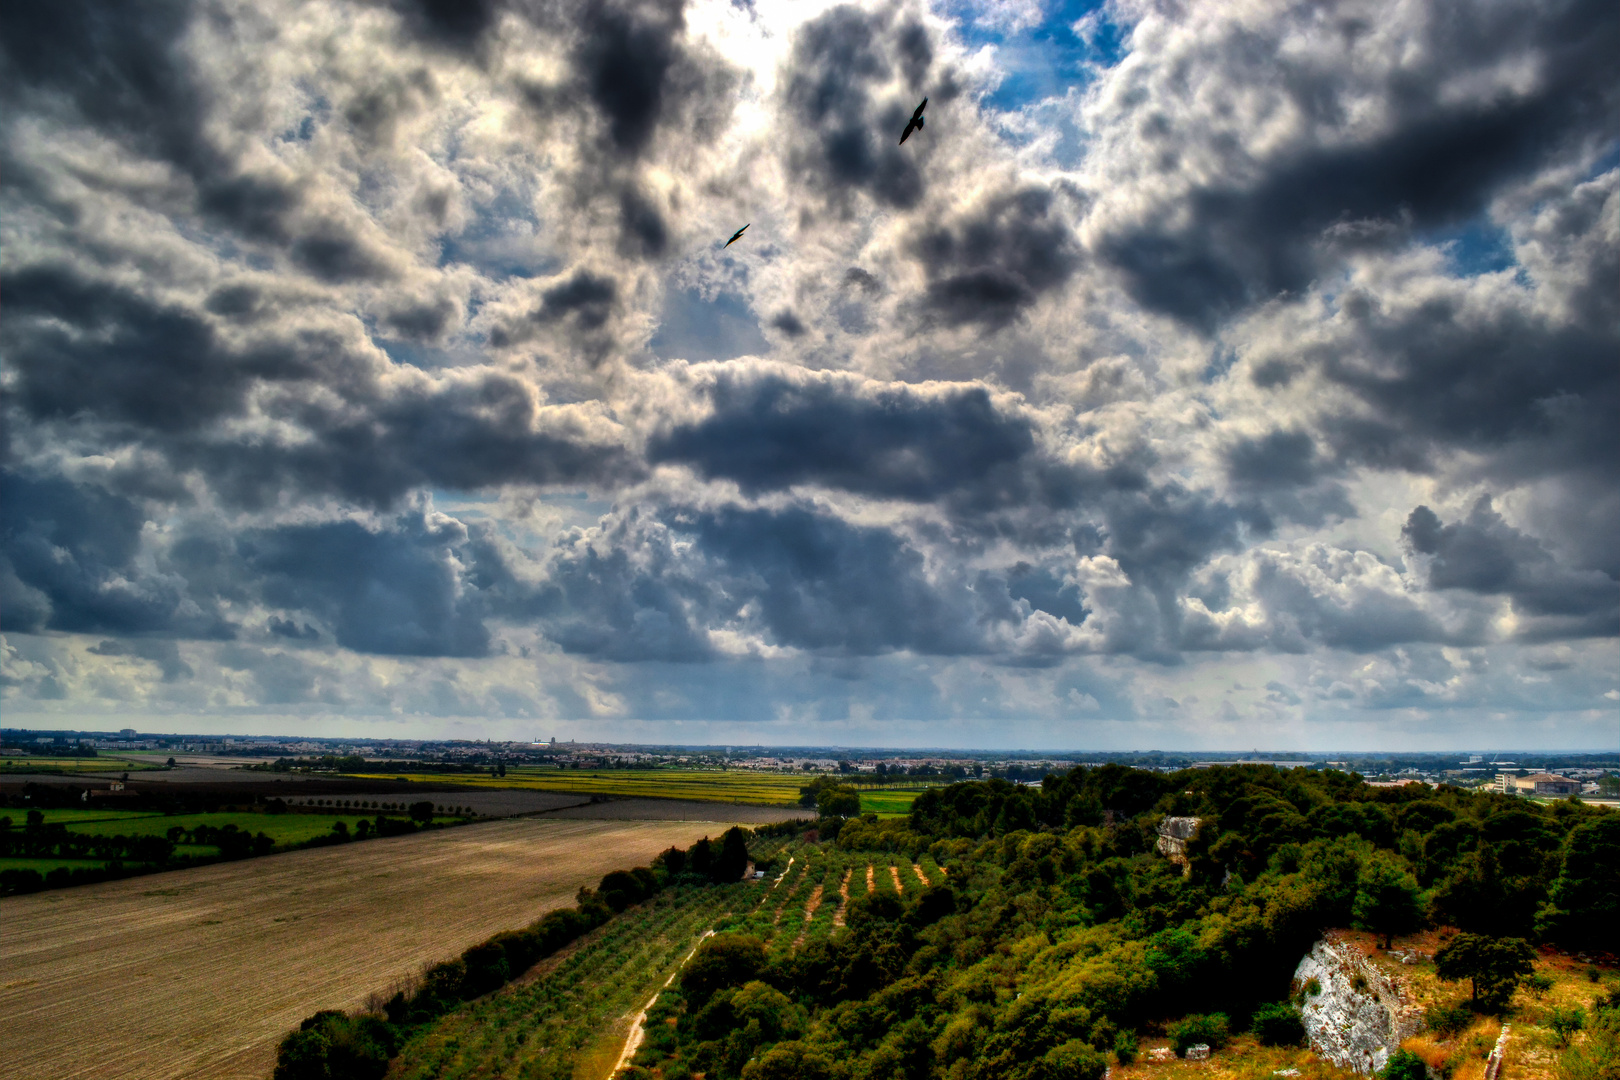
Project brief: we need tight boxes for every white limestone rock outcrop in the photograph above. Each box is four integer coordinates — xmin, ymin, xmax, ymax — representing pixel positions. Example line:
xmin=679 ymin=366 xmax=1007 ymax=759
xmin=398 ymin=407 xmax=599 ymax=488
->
xmin=1155 ymin=816 xmax=1202 ymax=872
xmin=1293 ymin=933 xmax=1424 ymax=1076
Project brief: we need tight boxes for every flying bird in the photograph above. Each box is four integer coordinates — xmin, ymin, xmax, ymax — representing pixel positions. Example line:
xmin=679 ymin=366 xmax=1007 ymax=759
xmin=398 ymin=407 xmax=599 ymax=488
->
xmin=899 ymin=98 xmax=927 ymax=145
xmin=724 ymin=224 xmax=749 ymax=248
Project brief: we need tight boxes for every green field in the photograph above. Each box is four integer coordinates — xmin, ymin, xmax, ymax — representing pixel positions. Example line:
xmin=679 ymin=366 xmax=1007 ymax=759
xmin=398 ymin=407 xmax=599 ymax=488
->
xmin=859 ymin=788 xmax=923 ymax=816
xmin=17 ymin=808 xmax=167 ymax=825
xmin=59 ymin=811 xmax=421 ymax=846
xmin=347 ymin=766 xmax=814 ymax=806
xmin=0 ymin=856 xmax=114 ymax=874
xmin=0 ymin=755 xmax=161 ymax=774
xmin=344 ymin=766 xmax=942 ymax=809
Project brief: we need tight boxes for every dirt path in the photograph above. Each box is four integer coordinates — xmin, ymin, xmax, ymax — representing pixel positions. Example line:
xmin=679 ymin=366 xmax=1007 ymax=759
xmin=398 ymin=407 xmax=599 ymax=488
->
xmin=832 ymin=868 xmax=853 ymax=928
xmin=865 ymin=864 xmax=875 ymax=892
xmin=609 ymin=929 xmax=716 ymax=1077
xmin=0 ymin=817 xmax=744 ymax=1080
xmin=791 ymin=885 xmax=825 ymax=949
xmin=889 ymin=865 xmax=903 ymax=892
xmin=912 ymin=863 xmax=930 ymax=886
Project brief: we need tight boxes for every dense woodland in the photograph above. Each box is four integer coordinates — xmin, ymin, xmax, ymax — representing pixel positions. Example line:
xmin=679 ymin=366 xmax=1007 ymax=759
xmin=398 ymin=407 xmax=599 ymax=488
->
xmin=276 ymin=765 xmax=1620 ymax=1080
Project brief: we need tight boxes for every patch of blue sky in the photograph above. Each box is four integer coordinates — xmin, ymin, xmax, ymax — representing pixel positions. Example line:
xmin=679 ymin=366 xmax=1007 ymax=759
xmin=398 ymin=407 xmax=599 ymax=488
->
xmin=437 ymin=190 xmax=557 ymax=281
xmin=1422 ymin=219 xmax=1517 ymax=278
xmin=650 ymin=287 xmax=769 ymax=362
xmin=949 ymin=0 xmax=1125 ymax=115
xmin=431 ymin=488 xmax=612 ymax=541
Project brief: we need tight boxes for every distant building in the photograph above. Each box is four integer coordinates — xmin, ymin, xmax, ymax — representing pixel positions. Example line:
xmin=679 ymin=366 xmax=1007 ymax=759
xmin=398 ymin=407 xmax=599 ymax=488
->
xmin=1498 ymin=772 xmax=1579 ymax=796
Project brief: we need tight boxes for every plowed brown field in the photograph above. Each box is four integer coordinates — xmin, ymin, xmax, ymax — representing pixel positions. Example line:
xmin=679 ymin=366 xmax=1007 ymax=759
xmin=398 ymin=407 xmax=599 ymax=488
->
xmin=0 ymin=816 xmax=749 ymax=1080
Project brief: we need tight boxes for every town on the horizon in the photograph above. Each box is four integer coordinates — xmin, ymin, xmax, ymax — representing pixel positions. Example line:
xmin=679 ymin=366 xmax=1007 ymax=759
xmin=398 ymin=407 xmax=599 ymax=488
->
xmin=6 ymin=726 xmax=1616 ymax=797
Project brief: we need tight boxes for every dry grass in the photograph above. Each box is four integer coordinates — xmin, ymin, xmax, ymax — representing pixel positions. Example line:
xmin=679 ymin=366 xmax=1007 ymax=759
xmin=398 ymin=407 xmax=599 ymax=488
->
xmin=1116 ymin=1034 xmax=1354 ymax=1080
xmin=1335 ymin=927 xmax=1620 ymax=1080
xmin=0 ymin=816 xmax=754 ymax=1080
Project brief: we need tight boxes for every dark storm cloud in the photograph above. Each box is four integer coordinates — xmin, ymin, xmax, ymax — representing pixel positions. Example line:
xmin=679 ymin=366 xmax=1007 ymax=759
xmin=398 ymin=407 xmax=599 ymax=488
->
xmin=781 ymin=5 xmax=939 ymax=211
xmin=1314 ymin=284 xmax=1618 ymax=478
xmin=0 ymin=472 xmax=233 ymax=639
xmin=240 ymin=512 xmax=491 ymax=657
xmin=580 ymin=0 xmax=694 ymax=156
xmin=490 ymin=269 xmax=619 ymax=346
xmin=1093 ymin=0 xmax=1620 ymax=329
xmin=394 ymin=0 xmax=502 ymax=49
xmin=0 ymin=2 xmax=317 ymax=255
xmin=528 ymin=500 xmax=994 ymax=660
xmin=1225 ymin=430 xmax=1320 ymax=488
xmin=1403 ymin=497 xmax=1618 ymax=637
xmin=910 ymin=185 xmax=1080 ymax=329
xmin=1 ymin=266 xmax=280 ymax=434
xmin=190 ymin=371 xmax=641 ymax=509
xmin=88 ymin=638 xmax=195 ymax=682
xmin=2 ymin=265 xmax=637 ymax=509
xmin=647 ymin=365 xmax=1048 ymax=504
xmin=0 ymin=1 xmax=210 ymax=183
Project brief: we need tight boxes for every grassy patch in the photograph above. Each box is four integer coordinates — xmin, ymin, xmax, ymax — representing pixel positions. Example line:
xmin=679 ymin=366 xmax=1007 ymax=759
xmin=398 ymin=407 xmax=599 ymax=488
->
xmin=61 ymin=811 xmax=413 ymax=847
xmin=0 ymin=856 xmax=114 ymax=874
xmin=0 ymin=756 xmax=161 ymax=774
xmin=860 ymin=788 xmax=922 ymax=816
xmin=15 ymin=808 xmax=168 ymax=826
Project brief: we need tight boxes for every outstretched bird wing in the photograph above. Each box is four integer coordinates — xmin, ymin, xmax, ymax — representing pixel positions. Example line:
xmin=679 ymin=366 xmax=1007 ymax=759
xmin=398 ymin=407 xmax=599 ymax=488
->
xmin=899 ymin=97 xmax=928 ymax=144
xmin=724 ymin=224 xmax=749 ymax=248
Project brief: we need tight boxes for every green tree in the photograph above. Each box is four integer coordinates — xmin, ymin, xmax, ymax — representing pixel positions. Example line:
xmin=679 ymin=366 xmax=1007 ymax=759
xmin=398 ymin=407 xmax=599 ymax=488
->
xmin=680 ymin=933 xmax=766 ymax=1009
xmin=1381 ymin=1049 xmax=1428 ymax=1080
xmin=1538 ymin=817 xmax=1620 ymax=954
xmin=1433 ymin=933 xmax=1536 ymax=1012
xmin=1353 ymin=851 xmax=1425 ymax=948
xmin=817 ymin=785 xmax=861 ymax=818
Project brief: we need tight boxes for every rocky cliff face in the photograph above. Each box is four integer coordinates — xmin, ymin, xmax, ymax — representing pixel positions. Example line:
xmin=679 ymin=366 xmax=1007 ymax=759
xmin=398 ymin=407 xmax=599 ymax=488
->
xmin=1294 ymin=933 xmax=1424 ymax=1076
xmin=1155 ymin=816 xmax=1201 ymax=872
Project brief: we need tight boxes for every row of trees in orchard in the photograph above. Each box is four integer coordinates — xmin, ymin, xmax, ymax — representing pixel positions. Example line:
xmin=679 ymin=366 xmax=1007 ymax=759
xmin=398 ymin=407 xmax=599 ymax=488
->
xmin=272 ymin=826 xmax=757 ymax=1080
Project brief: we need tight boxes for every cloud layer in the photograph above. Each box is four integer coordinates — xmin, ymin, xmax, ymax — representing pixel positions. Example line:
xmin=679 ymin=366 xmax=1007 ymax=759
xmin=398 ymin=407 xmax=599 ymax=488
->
xmin=2 ymin=0 xmax=1615 ymax=746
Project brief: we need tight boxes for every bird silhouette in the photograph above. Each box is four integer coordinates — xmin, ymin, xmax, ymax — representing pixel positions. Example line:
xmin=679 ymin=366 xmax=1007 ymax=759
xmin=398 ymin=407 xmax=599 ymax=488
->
xmin=724 ymin=224 xmax=749 ymax=248
xmin=899 ymin=98 xmax=927 ymax=144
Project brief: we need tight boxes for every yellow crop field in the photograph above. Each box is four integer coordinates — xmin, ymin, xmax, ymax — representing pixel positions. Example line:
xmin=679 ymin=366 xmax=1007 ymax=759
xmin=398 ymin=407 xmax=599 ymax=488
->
xmin=0 ymin=815 xmax=763 ymax=1080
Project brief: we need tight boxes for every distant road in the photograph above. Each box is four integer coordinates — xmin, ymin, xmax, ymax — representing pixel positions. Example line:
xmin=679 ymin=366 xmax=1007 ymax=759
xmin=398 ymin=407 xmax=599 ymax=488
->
xmin=0 ymin=815 xmax=771 ymax=1080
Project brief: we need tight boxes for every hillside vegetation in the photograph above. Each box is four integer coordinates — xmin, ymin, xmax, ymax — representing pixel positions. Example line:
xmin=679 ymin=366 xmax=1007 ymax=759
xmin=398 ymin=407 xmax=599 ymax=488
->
xmin=274 ymin=765 xmax=1620 ymax=1080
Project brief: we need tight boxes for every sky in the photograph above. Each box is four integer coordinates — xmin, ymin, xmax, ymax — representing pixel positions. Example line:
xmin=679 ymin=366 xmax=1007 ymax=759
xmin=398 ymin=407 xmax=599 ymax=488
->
xmin=1 ymin=0 xmax=1616 ymax=750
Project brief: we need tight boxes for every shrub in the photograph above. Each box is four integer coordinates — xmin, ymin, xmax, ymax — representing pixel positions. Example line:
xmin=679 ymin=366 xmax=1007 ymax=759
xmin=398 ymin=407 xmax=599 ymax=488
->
xmin=1114 ymin=1030 xmax=1139 ymax=1065
xmin=1425 ymin=1003 xmax=1475 ymax=1037
xmin=1252 ymin=1002 xmax=1307 ymax=1047
xmin=1558 ymin=1005 xmax=1620 ymax=1080
xmin=272 ymin=1011 xmax=394 ymax=1080
xmin=1169 ymin=1014 xmax=1229 ymax=1054
xmin=1547 ymin=1006 xmax=1586 ymax=1047
xmin=1381 ymin=1049 xmax=1428 ymax=1080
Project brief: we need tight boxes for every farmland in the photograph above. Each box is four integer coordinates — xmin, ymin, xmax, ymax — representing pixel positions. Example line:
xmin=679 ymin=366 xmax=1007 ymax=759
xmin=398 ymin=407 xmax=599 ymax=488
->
xmin=0 ymin=815 xmax=759 ymax=1080
xmin=0 ymin=754 xmax=160 ymax=774
xmin=342 ymin=765 xmax=949 ymax=809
